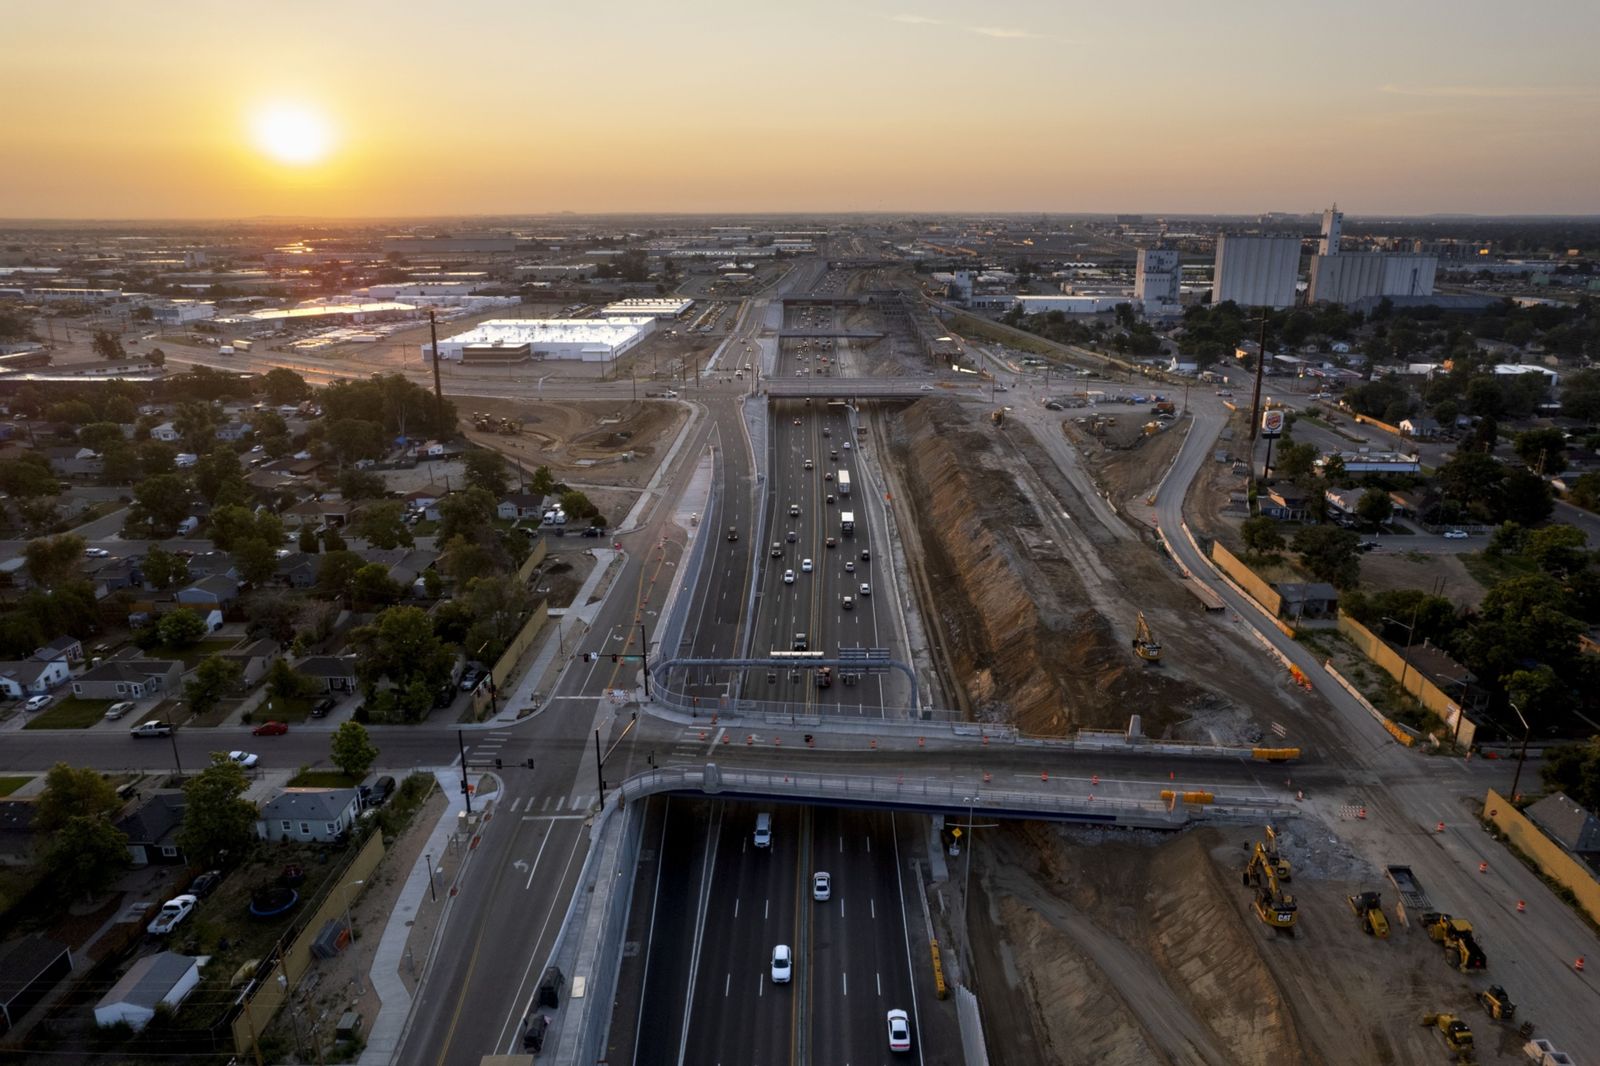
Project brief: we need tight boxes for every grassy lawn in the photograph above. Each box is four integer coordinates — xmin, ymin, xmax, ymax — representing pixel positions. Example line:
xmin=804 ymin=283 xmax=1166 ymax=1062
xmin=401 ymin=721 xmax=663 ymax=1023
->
xmin=1459 ymin=550 xmax=1538 ymax=589
xmin=0 ymin=775 xmax=31 ymax=797
xmin=289 ymin=770 xmax=360 ymax=788
xmin=412 ymin=519 xmax=439 ymax=536
xmin=22 ymin=696 xmax=115 ymax=730
xmin=151 ymin=637 xmax=242 ymax=669
xmin=247 ymin=695 xmax=314 ymax=724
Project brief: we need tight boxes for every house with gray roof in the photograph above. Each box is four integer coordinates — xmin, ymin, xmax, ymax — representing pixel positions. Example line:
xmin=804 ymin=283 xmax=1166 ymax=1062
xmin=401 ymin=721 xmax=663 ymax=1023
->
xmin=0 ymin=936 xmax=72 ymax=1036
xmin=71 ymin=659 xmax=182 ymax=702
xmin=93 ymin=951 xmax=205 ymax=1031
xmin=295 ymin=655 xmax=357 ymax=694
xmin=255 ymin=788 xmax=361 ymax=843
xmin=115 ymin=792 xmax=186 ymax=866
xmin=33 ymin=635 xmax=83 ymax=665
xmin=219 ymin=639 xmax=281 ymax=690
xmin=1526 ymin=792 xmax=1600 ymax=857
xmin=176 ymin=574 xmax=239 ymax=607
xmin=0 ymin=657 xmax=71 ymax=700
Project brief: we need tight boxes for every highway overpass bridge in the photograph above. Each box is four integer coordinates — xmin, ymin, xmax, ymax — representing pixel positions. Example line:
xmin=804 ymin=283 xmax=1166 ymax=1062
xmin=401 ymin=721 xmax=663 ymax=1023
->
xmin=763 ymin=378 xmax=986 ymax=400
xmin=777 ymin=329 xmax=885 ymax=340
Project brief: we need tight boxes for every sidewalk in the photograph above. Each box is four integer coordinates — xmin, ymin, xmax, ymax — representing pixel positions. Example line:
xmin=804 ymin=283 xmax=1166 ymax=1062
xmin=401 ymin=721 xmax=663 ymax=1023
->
xmin=358 ymin=768 xmax=486 ymax=1065
xmin=494 ymin=549 xmax=619 ymax=722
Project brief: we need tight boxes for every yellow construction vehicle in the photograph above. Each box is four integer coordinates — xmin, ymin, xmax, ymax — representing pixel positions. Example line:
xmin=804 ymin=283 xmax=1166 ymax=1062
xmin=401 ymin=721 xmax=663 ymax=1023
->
xmin=1478 ymin=985 xmax=1515 ymax=1023
xmin=1347 ymin=891 xmax=1390 ymax=938
xmin=1420 ymin=1013 xmax=1475 ymax=1062
xmin=1263 ymin=824 xmax=1292 ymax=882
xmin=1132 ymin=612 xmax=1162 ymax=662
xmin=1242 ymin=840 xmax=1297 ymax=933
xmin=1425 ymin=913 xmax=1487 ymax=973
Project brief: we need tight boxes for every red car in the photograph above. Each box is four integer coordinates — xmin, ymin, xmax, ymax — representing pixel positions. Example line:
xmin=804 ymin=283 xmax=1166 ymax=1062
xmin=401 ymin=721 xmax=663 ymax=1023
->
xmin=252 ymin=720 xmax=289 ymax=736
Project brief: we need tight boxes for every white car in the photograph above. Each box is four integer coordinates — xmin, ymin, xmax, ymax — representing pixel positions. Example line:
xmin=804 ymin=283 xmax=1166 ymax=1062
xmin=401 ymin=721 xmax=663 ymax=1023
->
xmin=919 ymin=384 xmax=935 ymax=391
xmin=813 ymin=872 xmax=831 ymax=901
xmin=803 ymin=459 xmax=814 ymax=469
xmin=23 ymin=695 xmax=52 ymax=712
xmin=859 ymin=583 xmax=871 ymax=596
xmin=148 ymin=894 xmax=198 ymax=936
xmin=83 ymin=547 xmax=111 ymax=558
xmin=845 ymin=560 xmax=855 ymax=573
xmin=228 ymin=751 xmax=259 ymax=769
xmin=104 ymin=701 xmax=136 ymax=721
xmin=1444 ymin=529 xmax=1468 ymax=540
xmin=783 ymin=569 xmax=796 ymax=584
xmin=802 ymin=558 xmax=813 ymax=573
xmin=771 ymin=944 xmax=793 ymax=984
xmin=843 ymin=441 xmax=852 ymax=450
xmin=887 ymin=1008 xmax=911 ymax=1052
xmin=789 ymin=503 xmax=801 ymax=516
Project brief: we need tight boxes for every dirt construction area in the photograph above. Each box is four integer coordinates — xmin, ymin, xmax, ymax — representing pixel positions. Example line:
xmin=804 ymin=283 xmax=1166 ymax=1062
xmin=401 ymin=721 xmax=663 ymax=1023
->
xmin=460 ymin=397 xmax=684 ymax=492
xmin=957 ymin=821 xmax=1526 ymax=1066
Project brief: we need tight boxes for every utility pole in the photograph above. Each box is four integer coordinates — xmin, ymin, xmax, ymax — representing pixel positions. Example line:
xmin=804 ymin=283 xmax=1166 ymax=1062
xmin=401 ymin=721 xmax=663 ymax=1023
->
xmin=638 ymin=620 xmax=651 ymax=700
xmin=594 ymin=728 xmax=605 ymax=806
xmin=457 ymin=729 xmax=473 ymax=815
xmin=1248 ymin=312 xmax=1269 ymax=445
xmin=428 ymin=310 xmax=446 ymax=434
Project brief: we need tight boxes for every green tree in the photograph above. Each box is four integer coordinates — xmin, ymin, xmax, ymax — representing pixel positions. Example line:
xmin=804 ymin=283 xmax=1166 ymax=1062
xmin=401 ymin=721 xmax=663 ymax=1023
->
xmin=266 ymin=657 xmax=317 ymax=699
xmin=1271 ymin=440 xmax=1317 ymax=482
xmin=529 ymin=465 xmax=555 ymax=495
xmin=352 ymin=563 xmax=402 ymax=606
xmin=173 ymin=401 xmax=218 ymax=454
xmin=127 ymin=472 xmax=191 ymax=535
xmin=1486 ymin=521 xmax=1526 ymax=558
xmin=320 ymin=526 xmax=347 ymax=552
xmin=1355 ymin=488 xmax=1393 ymax=529
xmin=78 ymin=421 xmax=126 ymax=453
xmin=330 ymin=721 xmax=378 ymax=778
xmin=440 ymin=535 xmax=503 ymax=584
xmin=1290 ymin=525 xmax=1361 ymax=588
xmin=142 ymin=545 xmax=190 ymax=591
xmin=178 ymin=758 xmax=257 ymax=865
xmin=261 ymin=368 xmax=311 ymax=406
xmin=0 ymin=455 xmax=60 ymax=497
xmin=47 ymin=816 xmax=129 ymax=902
xmin=24 ymin=534 xmax=86 ymax=588
xmin=1515 ymin=427 xmax=1568 ymax=475
xmin=438 ymin=487 xmax=497 ymax=544
xmin=351 ymin=500 xmax=413 ymax=549
xmin=157 ymin=607 xmax=208 ymax=647
xmin=99 ymin=440 xmax=140 ymax=484
xmin=422 ymin=568 xmax=443 ymax=599
xmin=194 ymin=448 xmax=246 ymax=505
xmin=316 ymin=550 xmax=365 ymax=602
xmin=324 ymin=418 xmax=385 ymax=464
xmin=338 ymin=467 xmax=388 ymax=500
xmin=1501 ymin=467 xmax=1554 ymax=526
xmin=559 ymin=489 xmax=599 ymax=521
xmin=1525 ymin=524 xmax=1589 ymax=576
xmin=244 ymin=591 xmax=301 ymax=645
xmin=299 ymin=525 xmax=321 ymax=553
xmin=1561 ymin=369 xmax=1600 ymax=421
xmin=463 ymin=449 xmax=509 ymax=498
xmin=234 ymin=537 xmax=279 ymax=586
xmin=138 ymin=439 xmax=177 ymax=476
xmin=35 ymin=762 xmax=122 ymax=831
xmin=1240 ymin=515 xmax=1285 ymax=556
xmin=348 ymin=605 xmax=454 ymax=720
xmin=1542 ymin=739 xmax=1600 ymax=809
xmin=184 ymin=654 xmax=244 ymax=716
xmin=1568 ymin=472 xmax=1600 ymax=512
xmin=92 ymin=330 xmax=126 ymax=360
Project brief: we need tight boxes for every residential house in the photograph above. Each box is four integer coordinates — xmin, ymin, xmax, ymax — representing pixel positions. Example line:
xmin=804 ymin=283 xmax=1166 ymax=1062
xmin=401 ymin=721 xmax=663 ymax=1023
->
xmin=296 ymin=656 xmax=358 ymax=694
xmin=151 ymin=422 xmax=180 ymax=443
xmin=115 ymin=792 xmax=186 ymax=866
xmin=214 ymin=420 xmax=253 ymax=443
xmin=44 ymin=446 xmax=102 ymax=480
xmin=0 ymin=936 xmax=73 ymax=1036
xmin=219 ymin=639 xmax=281 ymax=690
xmin=1260 ymin=484 xmax=1312 ymax=521
xmin=182 ymin=551 xmax=237 ymax=581
xmin=33 ymin=635 xmax=84 ymax=666
xmin=1525 ymin=793 xmax=1600 ymax=857
xmin=255 ymin=788 xmax=361 ymax=843
xmin=1273 ymin=582 xmax=1340 ymax=620
xmin=71 ymin=659 xmax=183 ymax=701
xmin=91 ymin=555 xmax=143 ymax=593
xmin=176 ymin=574 xmax=239 ymax=608
xmin=404 ymin=486 xmax=445 ymax=518
xmin=284 ymin=497 xmax=351 ymax=529
xmin=497 ymin=493 xmax=548 ymax=521
xmin=0 ymin=657 xmax=72 ymax=699
xmin=94 ymin=952 xmax=205 ymax=1032
xmin=275 ymin=551 xmax=320 ymax=589
xmin=1323 ymin=488 xmax=1364 ymax=524
xmin=1399 ymin=416 xmax=1441 ymax=439
xmin=355 ymin=547 xmax=439 ymax=590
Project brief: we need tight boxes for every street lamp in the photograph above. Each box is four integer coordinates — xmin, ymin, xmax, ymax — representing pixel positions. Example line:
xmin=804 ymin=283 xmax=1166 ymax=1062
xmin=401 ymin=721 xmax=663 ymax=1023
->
xmin=1507 ymin=700 xmax=1532 ymax=803
xmin=1382 ymin=612 xmax=1419 ymax=702
xmin=342 ymin=879 xmax=367 ymax=995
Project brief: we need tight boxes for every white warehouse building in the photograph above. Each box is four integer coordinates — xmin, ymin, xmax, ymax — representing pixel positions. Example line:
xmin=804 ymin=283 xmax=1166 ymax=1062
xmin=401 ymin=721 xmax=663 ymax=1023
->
xmin=599 ymin=297 xmax=693 ymax=319
xmin=423 ymin=317 xmax=655 ymax=364
xmin=1012 ymin=294 xmax=1127 ymax=315
xmin=1212 ymin=235 xmax=1301 ymax=309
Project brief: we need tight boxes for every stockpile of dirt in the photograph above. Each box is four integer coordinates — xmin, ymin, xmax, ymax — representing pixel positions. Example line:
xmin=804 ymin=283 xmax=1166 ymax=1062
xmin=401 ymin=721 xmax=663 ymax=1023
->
xmin=461 ymin=398 xmax=682 ymax=484
xmin=890 ymin=401 xmax=1209 ymax=734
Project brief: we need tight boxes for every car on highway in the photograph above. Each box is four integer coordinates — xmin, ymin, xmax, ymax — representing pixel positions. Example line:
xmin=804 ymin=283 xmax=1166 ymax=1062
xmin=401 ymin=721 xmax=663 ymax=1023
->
xmin=803 ymin=459 xmax=813 ymax=469
xmin=727 ymin=527 xmax=738 ymax=541
xmin=104 ymin=701 xmax=136 ymax=721
xmin=792 ymin=418 xmax=801 ymax=425
xmin=23 ymin=695 xmax=53 ymax=712
xmin=860 ymin=549 xmax=871 ymax=561
xmin=841 ymin=595 xmax=854 ymax=610
xmin=789 ymin=503 xmax=801 ymax=516
xmin=887 ymin=1008 xmax=911 ymax=1052
xmin=783 ymin=569 xmax=795 ymax=584
xmin=148 ymin=894 xmax=198 ymax=936
xmin=771 ymin=944 xmax=792 ymax=983
xmin=771 ymin=542 xmax=784 ymax=557
xmin=860 ymin=583 xmax=871 ymax=596
xmin=1444 ymin=529 xmax=1468 ymax=539
xmin=229 ymin=751 xmax=259 ymax=769
xmin=813 ymin=872 xmax=831 ymax=901
xmin=830 ymin=450 xmax=839 ymax=460
xmin=843 ymin=441 xmax=852 ymax=450
xmin=824 ymin=471 xmax=833 ymax=480
xmin=825 ymin=537 xmax=837 ymax=548
xmin=845 ymin=560 xmax=855 ymax=573
xmin=130 ymin=720 xmax=172 ymax=738
xmin=826 ymin=494 xmax=835 ymax=505
xmin=252 ymin=720 xmax=289 ymax=736
xmin=822 ymin=427 xmax=831 ymax=437
xmin=919 ymin=383 xmax=935 ymax=391
xmin=801 ymin=558 xmax=813 ymax=573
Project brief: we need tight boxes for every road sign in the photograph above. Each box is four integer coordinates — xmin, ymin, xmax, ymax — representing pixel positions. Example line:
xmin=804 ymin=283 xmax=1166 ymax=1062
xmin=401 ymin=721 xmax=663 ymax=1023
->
xmin=951 ymin=827 xmax=963 ymax=839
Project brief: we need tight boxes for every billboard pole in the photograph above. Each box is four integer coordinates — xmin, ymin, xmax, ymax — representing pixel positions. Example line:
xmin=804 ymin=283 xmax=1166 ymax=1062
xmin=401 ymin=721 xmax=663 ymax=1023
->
xmin=1248 ymin=311 xmax=1268 ymax=446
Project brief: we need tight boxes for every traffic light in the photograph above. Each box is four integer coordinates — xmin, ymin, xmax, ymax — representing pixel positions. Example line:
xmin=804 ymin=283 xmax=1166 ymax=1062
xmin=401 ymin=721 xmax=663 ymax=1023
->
xmin=612 ymin=654 xmax=619 ymax=663
xmin=495 ymin=757 xmax=503 ymax=770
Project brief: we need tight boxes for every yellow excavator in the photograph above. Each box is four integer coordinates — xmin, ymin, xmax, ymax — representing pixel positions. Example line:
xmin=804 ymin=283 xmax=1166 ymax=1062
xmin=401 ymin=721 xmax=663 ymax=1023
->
xmin=1133 ymin=612 xmax=1162 ymax=662
xmin=1263 ymin=824 xmax=1292 ymax=882
xmin=1243 ymin=840 xmax=1297 ymax=933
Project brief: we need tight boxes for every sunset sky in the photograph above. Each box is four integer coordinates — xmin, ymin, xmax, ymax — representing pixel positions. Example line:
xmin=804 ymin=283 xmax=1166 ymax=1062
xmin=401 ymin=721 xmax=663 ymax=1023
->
xmin=6 ymin=0 xmax=1598 ymax=218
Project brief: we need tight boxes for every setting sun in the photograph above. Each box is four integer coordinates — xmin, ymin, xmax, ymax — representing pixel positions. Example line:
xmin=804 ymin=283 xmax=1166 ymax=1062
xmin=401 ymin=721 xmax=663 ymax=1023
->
xmin=251 ymin=102 xmax=334 ymax=166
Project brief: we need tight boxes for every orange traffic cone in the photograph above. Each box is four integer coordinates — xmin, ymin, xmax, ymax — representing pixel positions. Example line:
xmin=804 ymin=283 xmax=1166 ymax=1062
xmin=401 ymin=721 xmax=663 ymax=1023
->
xmin=1516 ymin=900 xmax=1526 ymax=913
xmin=1436 ymin=821 xmax=1445 ymax=833
xmin=1577 ymin=956 xmax=1586 ymax=973
xmin=1478 ymin=862 xmax=1488 ymax=874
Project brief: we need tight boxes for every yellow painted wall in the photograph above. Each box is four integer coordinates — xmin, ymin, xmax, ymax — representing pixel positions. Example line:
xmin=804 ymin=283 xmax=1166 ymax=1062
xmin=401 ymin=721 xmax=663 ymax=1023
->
xmin=1337 ymin=616 xmax=1475 ymax=745
xmin=1210 ymin=541 xmax=1283 ymax=617
xmin=1482 ymin=789 xmax=1600 ymax=927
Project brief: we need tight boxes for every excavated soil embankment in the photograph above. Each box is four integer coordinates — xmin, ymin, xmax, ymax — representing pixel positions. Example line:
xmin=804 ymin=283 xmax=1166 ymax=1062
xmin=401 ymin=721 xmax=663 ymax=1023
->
xmin=891 ymin=401 xmax=1206 ymax=735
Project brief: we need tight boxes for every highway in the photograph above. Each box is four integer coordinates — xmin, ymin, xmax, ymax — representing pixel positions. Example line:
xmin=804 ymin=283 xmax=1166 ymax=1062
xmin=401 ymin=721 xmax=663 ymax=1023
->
xmin=627 ymin=797 xmax=925 ymax=1066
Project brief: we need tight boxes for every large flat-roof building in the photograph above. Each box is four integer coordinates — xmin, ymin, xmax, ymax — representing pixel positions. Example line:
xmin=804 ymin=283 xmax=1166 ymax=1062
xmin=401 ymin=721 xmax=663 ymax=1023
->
xmin=1012 ymin=294 xmax=1126 ymax=316
xmin=424 ymin=317 xmax=656 ymax=364
xmin=1307 ymin=204 xmax=1437 ymax=305
xmin=216 ymin=302 xmax=422 ymax=329
xmin=1134 ymin=249 xmax=1182 ymax=316
xmin=1213 ymin=235 xmax=1301 ymax=309
xmin=599 ymin=297 xmax=692 ymax=319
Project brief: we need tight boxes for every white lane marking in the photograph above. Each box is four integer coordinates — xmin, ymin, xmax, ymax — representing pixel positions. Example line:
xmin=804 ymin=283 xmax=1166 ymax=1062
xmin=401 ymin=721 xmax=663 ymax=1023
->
xmin=871 ymin=898 xmax=876 ymax=920
xmin=725 ymin=973 xmax=731 ymax=997
xmin=764 ymin=898 xmax=769 ymax=921
xmin=519 ymin=813 xmax=591 ymax=822
xmin=839 ymin=835 xmax=844 ymax=853
xmin=866 ymin=836 xmax=871 ymax=854
xmin=523 ymin=833 xmax=552 ymax=891
xmin=630 ymin=798 xmax=675 ymax=1066
xmin=842 ymin=972 xmax=848 ymax=996
xmin=541 ymin=796 xmax=553 ymax=812
xmin=877 ymin=972 xmax=882 ymax=996
xmin=734 ymin=898 xmax=740 ymax=918
xmin=510 ymin=797 xmax=522 ymax=812
xmin=759 ymin=974 xmax=765 ymax=998
xmin=840 ymin=898 xmax=845 ymax=920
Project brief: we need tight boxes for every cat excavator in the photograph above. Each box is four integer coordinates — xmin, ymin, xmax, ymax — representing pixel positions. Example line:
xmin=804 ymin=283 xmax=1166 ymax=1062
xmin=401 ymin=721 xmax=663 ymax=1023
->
xmin=1243 ymin=837 xmax=1297 ymax=934
xmin=1132 ymin=611 xmax=1162 ymax=662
